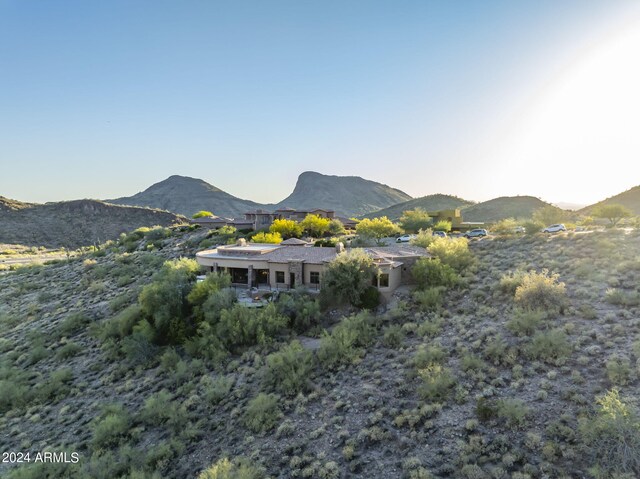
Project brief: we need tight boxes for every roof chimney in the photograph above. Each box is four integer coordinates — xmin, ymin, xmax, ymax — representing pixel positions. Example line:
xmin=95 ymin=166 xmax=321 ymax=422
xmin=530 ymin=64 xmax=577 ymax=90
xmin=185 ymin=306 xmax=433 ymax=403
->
xmin=335 ymin=242 xmax=345 ymax=254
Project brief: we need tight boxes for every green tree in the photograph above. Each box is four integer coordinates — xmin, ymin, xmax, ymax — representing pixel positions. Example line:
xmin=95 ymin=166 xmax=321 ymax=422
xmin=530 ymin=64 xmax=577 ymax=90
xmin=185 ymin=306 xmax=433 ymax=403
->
xmin=399 ymin=208 xmax=432 ymax=233
xmin=532 ymin=205 xmax=566 ymax=225
xmin=412 ymin=257 xmax=459 ymax=289
xmin=250 ymin=231 xmax=283 ymax=244
xmin=269 ymin=219 xmax=303 ymax=239
xmin=300 ymin=214 xmax=331 ymax=237
xmin=327 ymin=218 xmax=346 ymax=236
xmin=432 ymin=220 xmax=452 ymax=232
xmin=187 ymin=272 xmax=232 ymax=321
xmin=356 ymin=217 xmax=402 ymax=244
xmin=138 ymin=258 xmax=200 ymax=344
xmin=491 ymin=218 xmax=519 ymax=235
xmin=592 ymin=203 xmax=633 ymax=226
xmin=320 ymin=249 xmax=378 ymax=307
xmin=428 ymin=237 xmax=476 ymax=273
xmin=192 ymin=211 xmax=214 ymax=218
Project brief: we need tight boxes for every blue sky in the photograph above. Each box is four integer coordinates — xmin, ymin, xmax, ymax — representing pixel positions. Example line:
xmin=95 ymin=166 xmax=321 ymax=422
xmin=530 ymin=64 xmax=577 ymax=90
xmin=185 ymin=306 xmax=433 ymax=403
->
xmin=1 ymin=0 xmax=639 ymax=206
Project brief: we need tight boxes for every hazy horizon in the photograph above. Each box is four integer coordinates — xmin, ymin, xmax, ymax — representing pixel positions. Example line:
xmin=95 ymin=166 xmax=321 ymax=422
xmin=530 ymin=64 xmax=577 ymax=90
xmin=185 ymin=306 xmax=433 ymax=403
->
xmin=2 ymin=1 xmax=640 ymax=207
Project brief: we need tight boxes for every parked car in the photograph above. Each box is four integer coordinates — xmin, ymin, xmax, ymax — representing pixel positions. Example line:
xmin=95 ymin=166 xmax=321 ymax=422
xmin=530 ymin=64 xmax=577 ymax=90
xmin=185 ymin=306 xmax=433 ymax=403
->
xmin=464 ymin=229 xmax=488 ymax=238
xmin=513 ymin=226 xmax=525 ymax=234
xmin=396 ymin=234 xmax=416 ymax=243
xmin=432 ymin=231 xmax=447 ymax=238
xmin=543 ymin=224 xmax=566 ymax=233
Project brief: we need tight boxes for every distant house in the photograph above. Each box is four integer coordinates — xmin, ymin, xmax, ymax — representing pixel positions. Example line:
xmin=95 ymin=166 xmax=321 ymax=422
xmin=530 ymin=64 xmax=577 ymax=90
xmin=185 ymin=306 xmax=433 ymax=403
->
xmin=427 ymin=209 xmax=484 ymax=231
xmin=195 ymin=240 xmax=429 ymax=293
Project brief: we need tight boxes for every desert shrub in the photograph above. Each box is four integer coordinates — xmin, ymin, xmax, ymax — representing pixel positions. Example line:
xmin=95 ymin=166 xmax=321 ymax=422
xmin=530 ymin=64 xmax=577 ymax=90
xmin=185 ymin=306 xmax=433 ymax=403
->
xmin=496 ymin=398 xmax=530 ymax=428
xmin=263 ymin=341 xmax=314 ymax=396
xmin=276 ymin=290 xmax=322 ymax=333
xmin=410 ymin=228 xmax=435 ymax=248
xmin=413 ymin=345 xmax=447 ymax=368
xmin=605 ymin=356 xmax=632 ymax=385
xmin=202 ymin=288 xmax=238 ymax=325
xmin=58 ymin=311 xmax=90 ymax=337
xmin=412 ymin=258 xmax=459 ymax=290
xmin=427 ymin=237 xmax=476 ymax=273
xmin=522 ymin=220 xmax=544 ymax=235
xmin=317 ymin=312 xmax=376 ymax=369
xmin=0 ymin=370 xmax=30 ymax=413
xmin=100 ymin=304 xmax=143 ymax=341
xmin=187 ymin=272 xmax=232 ymax=321
xmin=243 ymin=393 xmax=282 ymax=433
xmin=417 ymin=364 xmax=455 ymax=401
xmin=215 ymin=303 xmax=287 ymax=351
xmin=514 ymin=270 xmax=567 ymax=314
xmin=491 ymin=218 xmax=519 ymax=235
xmin=198 ymin=457 xmax=265 ymax=479
xmin=138 ymin=258 xmax=200 ymax=344
xmin=400 ymin=208 xmax=432 ymax=233
xmin=483 ymin=335 xmax=511 ymax=366
xmin=461 ymin=353 xmax=486 ymax=372
xmin=201 ymin=376 xmax=234 ymax=406
xmin=433 ymin=220 xmax=452 ymax=232
xmin=184 ymin=324 xmax=229 ymax=363
xmin=497 ymin=270 xmax=527 ymax=295
xmin=120 ymin=329 xmax=160 ymax=365
xmin=91 ymin=404 xmax=133 ymax=449
xmin=413 ymin=287 xmax=444 ymax=311
xmin=506 ymin=308 xmax=546 ymax=336
xmin=383 ymin=325 xmax=405 ymax=348
xmin=358 ymin=285 xmax=380 ymax=309
xmin=605 ymin=288 xmax=640 ymax=307
xmin=526 ymin=329 xmax=570 ymax=364
xmin=269 ymin=218 xmax=303 ymax=239
xmin=320 ymin=249 xmax=378 ymax=307
xmin=56 ymin=342 xmax=83 ymax=360
xmin=579 ymin=389 xmax=640 ymax=477
xmin=140 ymin=390 xmax=188 ymax=432
xmin=476 ymin=398 xmax=497 ymax=422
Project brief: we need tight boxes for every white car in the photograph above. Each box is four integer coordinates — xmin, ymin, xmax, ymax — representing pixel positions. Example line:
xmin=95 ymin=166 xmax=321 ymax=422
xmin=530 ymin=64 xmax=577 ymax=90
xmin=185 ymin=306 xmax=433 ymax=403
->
xmin=396 ymin=234 xmax=415 ymax=243
xmin=513 ymin=226 xmax=525 ymax=234
xmin=464 ymin=229 xmax=488 ymax=238
xmin=543 ymin=224 xmax=566 ymax=233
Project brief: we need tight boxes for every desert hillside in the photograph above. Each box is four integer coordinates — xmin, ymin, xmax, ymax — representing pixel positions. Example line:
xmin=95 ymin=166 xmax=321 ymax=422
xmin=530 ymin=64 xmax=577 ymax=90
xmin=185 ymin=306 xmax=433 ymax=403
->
xmin=1 ymin=227 xmax=639 ymax=478
xmin=0 ymin=198 xmax=184 ymax=248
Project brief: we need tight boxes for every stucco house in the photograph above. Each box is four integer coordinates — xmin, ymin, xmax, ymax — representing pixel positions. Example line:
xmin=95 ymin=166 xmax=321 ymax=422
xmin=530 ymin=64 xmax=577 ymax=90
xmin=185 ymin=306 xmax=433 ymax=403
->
xmin=195 ymin=239 xmax=430 ymax=294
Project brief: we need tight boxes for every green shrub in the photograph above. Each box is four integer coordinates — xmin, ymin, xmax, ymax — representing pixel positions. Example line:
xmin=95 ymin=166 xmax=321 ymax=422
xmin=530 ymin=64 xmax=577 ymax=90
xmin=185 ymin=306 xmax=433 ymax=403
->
xmin=506 ymin=308 xmax=546 ymax=336
xmin=605 ymin=356 xmax=632 ymax=385
xmin=413 ymin=287 xmax=444 ymax=311
xmin=412 ymin=258 xmax=459 ymax=290
xmin=276 ymin=291 xmax=322 ymax=333
xmin=58 ymin=312 xmax=90 ymax=337
xmin=427 ymin=237 xmax=476 ymax=273
xmin=55 ymin=342 xmax=82 ymax=360
xmin=605 ymin=288 xmax=640 ymax=306
xmin=413 ymin=345 xmax=447 ymax=368
xmin=410 ymin=229 xmax=435 ymax=248
xmin=243 ymin=393 xmax=282 ymax=433
xmin=198 ymin=457 xmax=265 ymax=479
xmin=496 ymin=398 xmax=530 ymax=428
xmin=497 ymin=270 xmax=526 ymax=295
xmin=483 ymin=335 xmax=511 ymax=366
xmin=358 ymin=286 xmax=380 ymax=309
xmin=320 ymin=249 xmax=378 ymax=307
xmin=382 ymin=325 xmax=405 ymax=348
xmin=514 ymin=270 xmax=567 ymax=314
xmin=138 ymin=258 xmax=200 ymax=344
xmin=201 ymin=376 xmax=233 ymax=406
xmin=140 ymin=390 xmax=188 ymax=432
xmin=417 ymin=364 xmax=455 ymax=401
xmin=526 ymin=329 xmax=570 ymax=364
xmin=522 ymin=220 xmax=544 ymax=235
xmin=317 ymin=312 xmax=376 ymax=369
xmin=579 ymin=389 xmax=640 ymax=476
xmin=215 ymin=303 xmax=287 ymax=351
xmin=99 ymin=304 xmax=143 ymax=341
xmin=263 ymin=341 xmax=314 ymax=396
xmin=187 ymin=272 xmax=232 ymax=321
xmin=91 ymin=404 xmax=133 ymax=449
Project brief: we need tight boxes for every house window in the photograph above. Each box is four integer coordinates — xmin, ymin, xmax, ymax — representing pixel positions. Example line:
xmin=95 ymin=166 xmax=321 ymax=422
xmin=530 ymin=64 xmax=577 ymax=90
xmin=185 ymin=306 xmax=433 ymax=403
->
xmin=379 ymin=273 xmax=389 ymax=288
xmin=276 ymin=271 xmax=285 ymax=283
xmin=310 ymin=271 xmax=320 ymax=284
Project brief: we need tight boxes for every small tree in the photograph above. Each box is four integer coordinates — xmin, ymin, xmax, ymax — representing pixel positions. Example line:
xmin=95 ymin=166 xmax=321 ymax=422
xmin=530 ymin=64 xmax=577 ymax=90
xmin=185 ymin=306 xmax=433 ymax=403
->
xmin=327 ymin=218 xmax=346 ymax=236
xmin=522 ymin=220 xmax=544 ymax=235
xmin=356 ymin=217 xmax=402 ymax=244
xmin=427 ymin=237 xmax=476 ymax=273
xmin=514 ymin=269 xmax=567 ymax=314
xmin=269 ymin=219 xmax=303 ymax=239
xmin=320 ymin=249 xmax=378 ymax=307
xmin=592 ymin=203 xmax=632 ymax=227
xmin=192 ymin=211 xmax=214 ymax=219
xmin=491 ymin=218 xmax=519 ymax=235
xmin=432 ymin=220 xmax=452 ymax=232
xmin=412 ymin=257 xmax=458 ymax=289
xmin=532 ymin=205 xmax=566 ymax=226
xmin=300 ymin=214 xmax=331 ymax=237
xmin=399 ymin=208 xmax=432 ymax=233
xmin=250 ymin=231 xmax=283 ymax=244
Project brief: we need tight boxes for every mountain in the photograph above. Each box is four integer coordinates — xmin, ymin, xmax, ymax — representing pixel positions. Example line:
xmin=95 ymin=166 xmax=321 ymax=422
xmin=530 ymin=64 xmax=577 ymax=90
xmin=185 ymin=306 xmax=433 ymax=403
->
xmin=579 ymin=185 xmax=640 ymax=215
xmin=108 ymin=175 xmax=266 ymax=218
xmin=277 ymin=171 xmax=412 ymax=217
xmin=0 ymin=198 xmax=184 ymax=248
xmin=461 ymin=196 xmax=557 ymax=223
xmin=362 ymin=194 xmax=473 ymax=220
